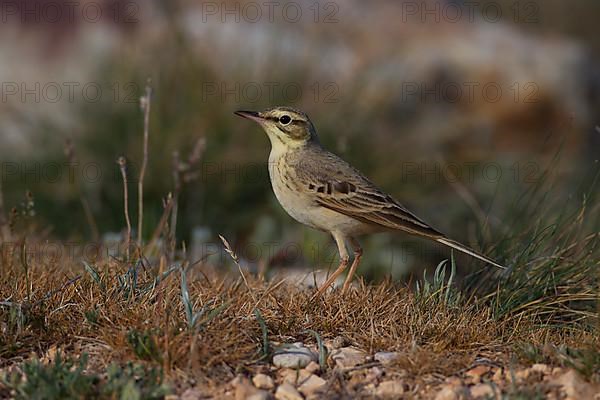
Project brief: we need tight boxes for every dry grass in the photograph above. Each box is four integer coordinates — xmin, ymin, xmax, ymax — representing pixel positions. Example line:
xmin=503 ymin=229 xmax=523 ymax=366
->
xmin=1 ymin=248 xmax=597 ymax=398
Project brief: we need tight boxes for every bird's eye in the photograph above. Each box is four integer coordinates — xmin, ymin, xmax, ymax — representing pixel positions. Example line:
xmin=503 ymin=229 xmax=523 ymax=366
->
xmin=279 ymin=115 xmax=292 ymax=125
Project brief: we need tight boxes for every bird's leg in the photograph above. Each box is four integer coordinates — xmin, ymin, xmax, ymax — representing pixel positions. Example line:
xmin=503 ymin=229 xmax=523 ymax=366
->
xmin=342 ymin=237 xmax=363 ymax=294
xmin=311 ymin=232 xmax=349 ymax=299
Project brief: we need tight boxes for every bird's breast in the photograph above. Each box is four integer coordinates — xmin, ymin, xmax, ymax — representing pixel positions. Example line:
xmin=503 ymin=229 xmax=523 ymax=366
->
xmin=267 ymin=151 xmax=371 ymax=234
xmin=268 ymin=152 xmax=318 ymax=227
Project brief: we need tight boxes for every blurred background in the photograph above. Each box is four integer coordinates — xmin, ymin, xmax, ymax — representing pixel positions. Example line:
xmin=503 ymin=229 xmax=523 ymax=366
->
xmin=0 ymin=0 xmax=598 ymax=280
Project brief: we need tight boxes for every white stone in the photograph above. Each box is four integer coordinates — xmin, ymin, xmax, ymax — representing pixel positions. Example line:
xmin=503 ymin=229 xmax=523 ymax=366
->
xmin=180 ymin=388 xmax=205 ymax=400
xmin=247 ymin=391 xmax=270 ymax=400
xmin=531 ymin=363 xmax=550 ymax=374
xmin=374 ymin=351 xmax=400 ymax=365
xmin=232 ymin=376 xmax=268 ymax=400
xmin=252 ymin=373 xmax=275 ymax=390
xmin=375 ymin=380 xmax=405 ymax=398
xmin=280 ymin=368 xmax=312 ymax=385
xmin=273 ymin=343 xmax=317 ymax=369
xmin=331 ymin=347 xmax=367 ymax=369
xmin=470 ymin=383 xmax=499 ymax=399
xmin=298 ymin=374 xmax=327 ymax=396
xmin=304 ymin=361 xmax=320 ymax=374
xmin=275 ymin=383 xmax=304 ymax=400
xmin=434 ymin=385 xmax=469 ymax=400
xmin=552 ymin=369 xmax=600 ymax=400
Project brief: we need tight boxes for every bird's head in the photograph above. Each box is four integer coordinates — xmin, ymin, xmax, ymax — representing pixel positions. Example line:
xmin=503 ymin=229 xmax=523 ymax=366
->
xmin=235 ymin=106 xmax=318 ymax=149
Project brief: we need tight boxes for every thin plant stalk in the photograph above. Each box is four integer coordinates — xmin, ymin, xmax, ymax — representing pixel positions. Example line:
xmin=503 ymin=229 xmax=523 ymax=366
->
xmin=219 ymin=234 xmax=257 ymax=304
xmin=169 ymin=151 xmax=181 ymax=262
xmin=118 ymin=156 xmax=132 ymax=260
xmin=137 ymin=81 xmax=152 ymax=248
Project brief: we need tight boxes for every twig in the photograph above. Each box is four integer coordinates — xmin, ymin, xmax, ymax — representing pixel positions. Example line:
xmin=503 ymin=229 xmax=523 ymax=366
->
xmin=137 ymin=81 xmax=152 ymax=248
xmin=341 ymin=361 xmax=381 ymax=373
xmin=117 ymin=156 xmax=132 ymax=260
xmin=19 ymin=239 xmax=32 ymax=301
xmin=219 ymin=234 xmax=256 ymax=304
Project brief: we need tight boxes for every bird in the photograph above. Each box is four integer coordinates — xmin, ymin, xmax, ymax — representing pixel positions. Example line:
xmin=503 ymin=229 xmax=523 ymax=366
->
xmin=234 ymin=106 xmax=504 ymax=298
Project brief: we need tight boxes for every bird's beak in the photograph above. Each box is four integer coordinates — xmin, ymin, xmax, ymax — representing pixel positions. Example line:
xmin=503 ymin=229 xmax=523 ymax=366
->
xmin=234 ymin=110 xmax=263 ymax=122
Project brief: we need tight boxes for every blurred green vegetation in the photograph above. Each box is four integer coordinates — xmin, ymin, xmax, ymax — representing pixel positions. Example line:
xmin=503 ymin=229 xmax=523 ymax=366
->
xmin=1 ymin=0 xmax=598 ymax=278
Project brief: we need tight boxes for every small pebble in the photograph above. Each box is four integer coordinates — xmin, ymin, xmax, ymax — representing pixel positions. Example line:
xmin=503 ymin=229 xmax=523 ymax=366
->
xmin=273 ymin=343 xmax=317 ymax=369
xmin=304 ymin=361 xmax=320 ymax=374
xmin=375 ymin=380 xmax=405 ymax=398
xmin=331 ymin=347 xmax=367 ymax=369
xmin=374 ymin=351 xmax=400 ymax=365
xmin=275 ymin=382 xmax=304 ymax=400
xmin=252 ymin=373 xmax=275 ymax=390
xmin=298 ymin=374 xmax=327 ymax=396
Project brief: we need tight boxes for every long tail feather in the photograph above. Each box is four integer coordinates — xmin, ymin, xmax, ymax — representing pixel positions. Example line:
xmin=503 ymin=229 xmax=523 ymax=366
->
xmin=436 ymin=237 xmax=505 ymax=269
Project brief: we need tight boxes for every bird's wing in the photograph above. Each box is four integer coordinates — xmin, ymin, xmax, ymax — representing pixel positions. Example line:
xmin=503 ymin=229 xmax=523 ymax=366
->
xmin=295 ymin=150 xmax=444 ymax=238
xmin=294 ymin=149 xmax=505 ymax=269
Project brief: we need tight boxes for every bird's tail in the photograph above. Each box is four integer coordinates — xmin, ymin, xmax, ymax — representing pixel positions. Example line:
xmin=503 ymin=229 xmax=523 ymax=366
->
xmin=436 ymin=237 xmax=505 ymax=269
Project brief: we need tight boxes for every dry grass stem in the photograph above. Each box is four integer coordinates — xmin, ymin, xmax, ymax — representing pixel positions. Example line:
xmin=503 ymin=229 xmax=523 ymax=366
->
xmin=219 ymin=234 xmax=257 ymax=305
xmin=117 ymin=156 xmax=132 ymax=259
xmin=137 ymin=81 xmax=153 ymax=248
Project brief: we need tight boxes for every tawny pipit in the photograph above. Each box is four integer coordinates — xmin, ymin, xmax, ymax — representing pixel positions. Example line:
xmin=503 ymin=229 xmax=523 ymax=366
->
xmin=235 ymin=107 xmax=504 ymax=298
